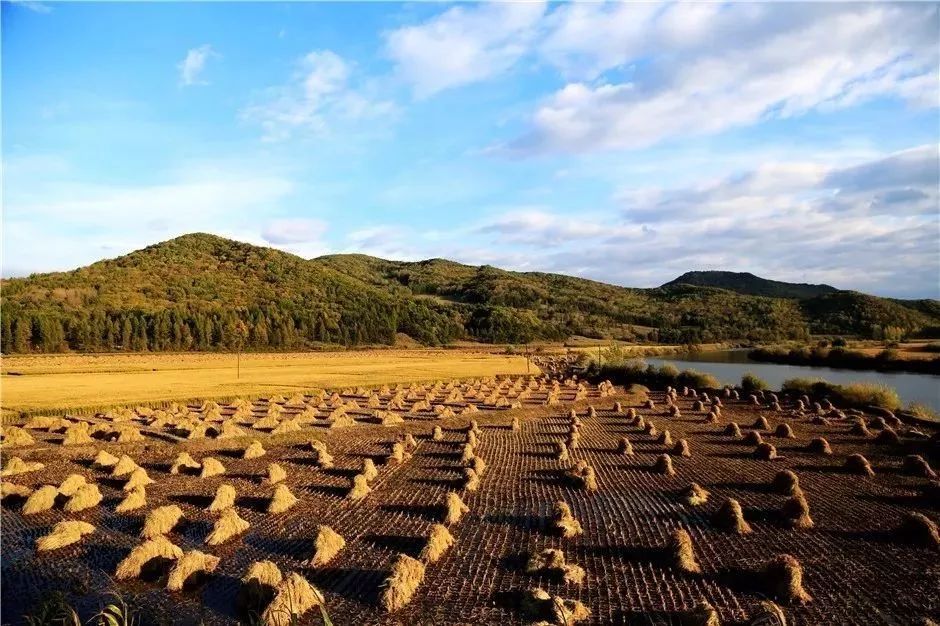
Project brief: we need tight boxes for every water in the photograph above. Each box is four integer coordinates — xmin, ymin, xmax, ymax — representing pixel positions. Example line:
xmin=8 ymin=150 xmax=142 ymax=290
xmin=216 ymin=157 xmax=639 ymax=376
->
xmin=643 ymin=350 xmax=940 ymax=411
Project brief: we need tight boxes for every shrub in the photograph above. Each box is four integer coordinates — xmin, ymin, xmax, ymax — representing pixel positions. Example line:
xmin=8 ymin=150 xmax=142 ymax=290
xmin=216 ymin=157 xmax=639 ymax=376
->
xmin=677 ymin=369 xmax=720 ymax=390
xmin=837 ymin=383 xmax=901 ymax=411
xmin=741 ymin=372 xmax=768 ymax=392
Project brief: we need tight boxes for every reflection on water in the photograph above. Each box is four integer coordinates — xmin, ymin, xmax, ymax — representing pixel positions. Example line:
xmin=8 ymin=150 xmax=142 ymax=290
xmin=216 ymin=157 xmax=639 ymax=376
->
xmin=643 ymin=351 xmax=940 ymax=411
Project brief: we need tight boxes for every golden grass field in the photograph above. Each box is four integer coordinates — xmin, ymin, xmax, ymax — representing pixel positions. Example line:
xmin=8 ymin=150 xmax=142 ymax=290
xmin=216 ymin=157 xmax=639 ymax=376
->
xmin=1 ymin=350 xmax=535 ymax=417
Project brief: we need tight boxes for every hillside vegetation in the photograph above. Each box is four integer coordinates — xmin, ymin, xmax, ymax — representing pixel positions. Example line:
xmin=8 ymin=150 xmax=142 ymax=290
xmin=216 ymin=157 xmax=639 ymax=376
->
xmin=2 ymin=233 xmax=938 ymax=353
xmin=661 ymin=270 xmax=837 ymax=299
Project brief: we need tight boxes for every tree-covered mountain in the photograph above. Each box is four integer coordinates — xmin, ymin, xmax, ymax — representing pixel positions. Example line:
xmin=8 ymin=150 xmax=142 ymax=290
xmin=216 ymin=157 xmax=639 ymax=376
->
xmin=662 ymin=271 xmax=838 ymax=299
xmin=2 ymin=233 xmax=937 ymax=353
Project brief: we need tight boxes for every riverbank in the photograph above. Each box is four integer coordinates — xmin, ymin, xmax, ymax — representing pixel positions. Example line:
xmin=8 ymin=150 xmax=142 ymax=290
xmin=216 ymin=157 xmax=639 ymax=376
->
xmin=749 ymin=344 xmax=940 ymax=375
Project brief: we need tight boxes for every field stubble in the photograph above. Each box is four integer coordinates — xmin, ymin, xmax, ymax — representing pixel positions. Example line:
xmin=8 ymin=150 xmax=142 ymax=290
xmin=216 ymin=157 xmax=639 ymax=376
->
xmin=1 ymin=377 xmax=938 ymax=625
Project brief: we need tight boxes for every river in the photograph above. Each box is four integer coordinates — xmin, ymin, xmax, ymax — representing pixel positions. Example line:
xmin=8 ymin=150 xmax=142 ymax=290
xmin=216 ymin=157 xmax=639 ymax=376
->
xmin=643 ymin=350 xmax=940 ymax=412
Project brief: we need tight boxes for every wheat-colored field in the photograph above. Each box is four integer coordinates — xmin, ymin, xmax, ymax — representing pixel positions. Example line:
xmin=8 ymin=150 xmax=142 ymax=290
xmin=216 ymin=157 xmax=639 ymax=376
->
xmin=1 ymin=350 xmax=535 ymax=416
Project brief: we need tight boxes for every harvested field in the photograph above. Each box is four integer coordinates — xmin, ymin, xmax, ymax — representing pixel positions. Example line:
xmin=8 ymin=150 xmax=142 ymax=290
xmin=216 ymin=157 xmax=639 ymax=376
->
xmin=0 ymin=350 xmax=534 ymax=418
xmin=2 ymin=375 xmax=939 ymax=625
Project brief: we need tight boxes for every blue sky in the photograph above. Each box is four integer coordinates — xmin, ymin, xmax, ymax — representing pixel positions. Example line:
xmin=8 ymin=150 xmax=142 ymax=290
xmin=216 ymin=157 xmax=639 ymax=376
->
xmin=3 ymin=1 xmax=939 ymax=297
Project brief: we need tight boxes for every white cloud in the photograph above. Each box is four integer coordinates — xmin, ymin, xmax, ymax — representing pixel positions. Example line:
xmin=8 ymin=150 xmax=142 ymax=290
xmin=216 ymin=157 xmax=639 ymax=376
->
xmin=3 ymin=162 xmax=296 ymax=275
xmin=178 ymin=44 xmax=218 ymax=87
xmin=8 ymin=0 xmax=52 ymax=13
xmin=262 ymin=218 xmax=328 ymax=245
xmin=385 ymin=1 xmax=546 ymax=98
xmin=241 ymin=50 xmax=395 ymax=141
xmin=501 ymin=3 xmax=939 ymax=154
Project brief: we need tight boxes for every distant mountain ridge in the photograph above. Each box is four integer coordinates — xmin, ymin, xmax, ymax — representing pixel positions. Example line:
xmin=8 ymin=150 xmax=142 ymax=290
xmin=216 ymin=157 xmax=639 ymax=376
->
xmin=662 ymin=271 xmax=839 ymax=299
xmin=2 ymin=233 xmax=937 ymax=353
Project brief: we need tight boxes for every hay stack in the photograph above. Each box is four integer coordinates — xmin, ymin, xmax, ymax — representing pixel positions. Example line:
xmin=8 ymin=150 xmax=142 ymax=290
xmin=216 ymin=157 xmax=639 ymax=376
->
xmin=672 ymin=439 xmax=691 ymax=458
xmin=308 ymin=525 xmax=345 ymax=566
xmin=463 ymin=467 xmax=481 ymax=492
xmin=904 ymin=455 xmax=937 ymax=479
xmin=667 ymin=529 xmax=701 ymax=574
xmin=262 ymin=573 xmax=324 ymax=626
xmin=311 ymin=441 xmax=334 ymax=469
xmin=116 ymin=486 xmax=147 ymax=513
xmin=713 ymin=498 xmax=751 ymax=534
xmin=443 ymin=492 xmax=469 ymax=525
xmin=240 ymin=560 xmax=282 ymax=614
xmin=199 ymin=457 xmax=226 ymax=478
xmin=362 ymin=458 xmax=379 ymax=482
xmin=845 ymin=454 xmax=875 ymax=477
xmin=657 ymin=430 xmax=673 ymax=447
xmin=36 ymin=520 xmax=96 ymax=551
xmin=775 ymin=423 xmax=795 ymax=439
xmin=267 ymin=484 xmax=298 ymax=514
xmin=520 ymin=587 xmax=591 ymax=625
xmin=380 ymin=554 xmax=425 ymax=612
xmin=875 ymin=427 xmax=900 ymax=445
xmin=654 ymin=454 xmax=675 ymax=476
xmin=166 ymin=550 xmax=221 ymax=591
xmin=725 ymin=423 xmax=742 ymax=439
xmin=61 ymin=423 xmax=92 ymax=446
xmin=566 ymin=461 xmax=598 ymax=492
xmin=264 ymin=463 xmax=287 ymax=485
xmin=850 ymin=418 xmax=871 ymax=436
xmin=750 ymin=601 xmax=787 ymax=626
xmin=555 ymin=441 xmax=570 ymax=462
xmin=763 ymin=554 xmax=811 ymax=604
xmin=142 ymin=505 xmax=183 ymax=538
xmin=525 ymin=548 xmax=585 ymax=585
xmin=347 ymin=473 xmax=372 ymax=500
xmin=682 ymin=483 xmax=710 ymax=506
xmin=552 ymin=501 xmax=583 ymax=538
xmin=753 ymin=442 xmax=778 ymax=460
xmin=64 ymin=483 xmax=103 ymax=512
xmin=807 ymin=437 xmax=832 ymax=455
xmin=420 ymin=524 xmax=455 ymax=563
xmin=389 ymin=442 xmax=410 ymax=464
xmin=772 ymin=470 xmax=801 ymax=496
xmin=684 ymin=601 xmax=721 ymax=626
xmin=752 ymin=416 xmax=770 ymax=431
xmin=1 ymin=482 xmax=34 ymax=501
xmin=2 ymin=456 xmax=45 ymax=477
xmin=206 ymin=507 xmax=250 ymax=545
xmin=432 ymin=426 xmax=444 ymax=441
xmin=616 ymin=437 xmax=634 ymax=456
xmin=124 ymin=467 xmax=154 ymax=491
xmin=896 ymin=512 xmax=940 ymax=550
xmin=780 ymin=494 xmax=814 ymax=529
xmin=92 ymin=450 xmax=120 ymax=469
xmin=58 ymin=474 xmax=88 ymax=497
xmin=22 ymin=485 xmax=59 ymax=515
xmin=743 ymin=430 xmax=763 ymax=445
xmin=115 ymin=536 xmax=183 ymax=580
xmin=219 ymin=422 xmax=247 ymax=438
xmin=468 ymin=455 xmax=486 ymax=476
xmin=243 ymin=440 xmax=266 ymax=460
xmin=111 ymin=455 xmax=140 ymax=477
xmin=209 ymin=484 xmax=237 ymax=512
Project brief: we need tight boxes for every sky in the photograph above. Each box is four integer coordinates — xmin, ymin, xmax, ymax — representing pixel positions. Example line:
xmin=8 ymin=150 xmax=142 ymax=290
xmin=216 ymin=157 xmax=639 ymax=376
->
xmin=2 ymin=1 xmax=939 ymax=298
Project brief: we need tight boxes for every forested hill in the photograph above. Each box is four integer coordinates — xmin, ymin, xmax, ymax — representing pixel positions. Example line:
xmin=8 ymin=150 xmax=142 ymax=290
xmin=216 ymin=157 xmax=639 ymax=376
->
xmin=2 ymin=233 xmax=938 ymax=353
xmin=662 ymin=271 xmax=838 ymax=299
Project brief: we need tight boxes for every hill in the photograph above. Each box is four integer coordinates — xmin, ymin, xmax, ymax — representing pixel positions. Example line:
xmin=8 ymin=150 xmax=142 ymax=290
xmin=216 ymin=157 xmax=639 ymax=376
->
xmin=662 ymin=270 xmax=838 ymax=299
xmin=2 ymin=233 xmax=938 ymax=353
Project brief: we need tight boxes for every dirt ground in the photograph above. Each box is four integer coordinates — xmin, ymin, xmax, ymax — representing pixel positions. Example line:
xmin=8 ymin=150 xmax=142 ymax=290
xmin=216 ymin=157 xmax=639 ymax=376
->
xmin=1 ymin=380 xmax=938 ymax=625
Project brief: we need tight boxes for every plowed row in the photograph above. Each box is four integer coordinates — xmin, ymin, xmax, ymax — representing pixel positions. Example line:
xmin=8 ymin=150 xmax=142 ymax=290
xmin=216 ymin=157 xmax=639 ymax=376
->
xmin=2 ymin=380 xmax=938 ymax=625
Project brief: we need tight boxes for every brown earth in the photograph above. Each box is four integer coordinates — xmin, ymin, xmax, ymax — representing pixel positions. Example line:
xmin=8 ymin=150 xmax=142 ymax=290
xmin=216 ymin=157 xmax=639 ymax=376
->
xmin=1 ymin=380 xmax=938 ymax=625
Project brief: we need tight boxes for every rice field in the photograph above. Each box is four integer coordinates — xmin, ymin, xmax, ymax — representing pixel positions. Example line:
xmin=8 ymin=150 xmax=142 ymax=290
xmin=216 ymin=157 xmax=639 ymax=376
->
xmin=0 ymin=350 xmax=534 ymax=418
xmin=1 ymin=375 xmax=938 ymax=625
